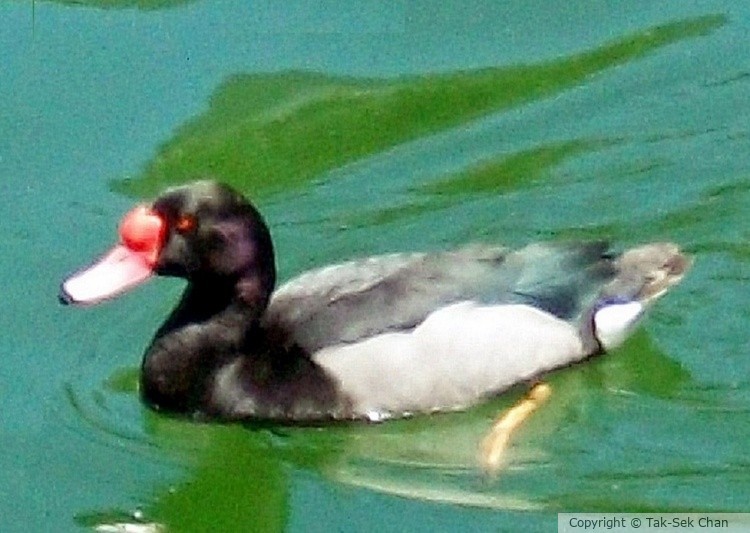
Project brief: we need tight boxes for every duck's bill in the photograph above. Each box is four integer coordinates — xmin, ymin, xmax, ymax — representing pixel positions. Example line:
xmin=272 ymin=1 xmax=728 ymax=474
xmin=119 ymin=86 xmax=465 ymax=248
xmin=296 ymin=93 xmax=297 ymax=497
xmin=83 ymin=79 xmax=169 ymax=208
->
xmin=59 ymin=245 xmax=155 ymax=306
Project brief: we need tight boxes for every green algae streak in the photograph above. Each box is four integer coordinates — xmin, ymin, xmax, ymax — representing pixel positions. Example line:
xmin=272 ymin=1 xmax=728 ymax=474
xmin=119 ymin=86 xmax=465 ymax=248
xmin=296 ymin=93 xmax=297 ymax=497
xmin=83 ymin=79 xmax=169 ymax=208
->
xmin=113 ymin=15 xmax=725 ymax=199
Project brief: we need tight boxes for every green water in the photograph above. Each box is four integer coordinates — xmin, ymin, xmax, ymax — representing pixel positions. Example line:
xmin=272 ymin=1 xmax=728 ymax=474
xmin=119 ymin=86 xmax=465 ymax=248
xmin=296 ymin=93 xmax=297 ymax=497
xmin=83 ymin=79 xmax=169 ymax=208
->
xmin=2 ymin=1 xmax=748 ymax=531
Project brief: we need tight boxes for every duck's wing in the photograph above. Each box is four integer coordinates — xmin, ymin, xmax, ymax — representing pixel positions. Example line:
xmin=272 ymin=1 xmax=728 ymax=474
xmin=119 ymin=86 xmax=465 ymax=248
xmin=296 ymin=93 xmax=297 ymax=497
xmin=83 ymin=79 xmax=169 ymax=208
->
xmin=263 ymin=242 xmax=615 ymax=353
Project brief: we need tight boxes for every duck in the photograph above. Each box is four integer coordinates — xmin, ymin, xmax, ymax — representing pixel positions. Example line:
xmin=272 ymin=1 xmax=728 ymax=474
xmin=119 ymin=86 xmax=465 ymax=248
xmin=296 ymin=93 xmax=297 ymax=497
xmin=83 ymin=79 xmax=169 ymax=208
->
xmin=59 ymin=180 xmax=691 ymax=424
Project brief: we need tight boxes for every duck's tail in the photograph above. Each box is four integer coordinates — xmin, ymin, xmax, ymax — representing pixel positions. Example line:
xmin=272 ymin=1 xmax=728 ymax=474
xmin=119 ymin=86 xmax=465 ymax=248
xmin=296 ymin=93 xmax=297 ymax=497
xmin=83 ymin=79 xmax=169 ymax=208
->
xmin=582 ymin=243 xmax=692 ymax=353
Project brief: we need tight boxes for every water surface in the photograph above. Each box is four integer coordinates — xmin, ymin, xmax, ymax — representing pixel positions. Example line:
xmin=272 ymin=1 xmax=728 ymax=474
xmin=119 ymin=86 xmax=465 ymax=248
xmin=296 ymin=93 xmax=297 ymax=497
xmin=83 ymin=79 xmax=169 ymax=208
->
xmin=2 ymin=1 xmax=749 ymax=531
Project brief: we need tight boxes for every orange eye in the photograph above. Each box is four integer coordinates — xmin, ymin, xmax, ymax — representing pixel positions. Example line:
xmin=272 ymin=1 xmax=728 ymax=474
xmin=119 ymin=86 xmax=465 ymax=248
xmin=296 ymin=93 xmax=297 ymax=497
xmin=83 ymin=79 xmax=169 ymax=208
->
xmin=175 ymin=214 xmax=197 ymax=234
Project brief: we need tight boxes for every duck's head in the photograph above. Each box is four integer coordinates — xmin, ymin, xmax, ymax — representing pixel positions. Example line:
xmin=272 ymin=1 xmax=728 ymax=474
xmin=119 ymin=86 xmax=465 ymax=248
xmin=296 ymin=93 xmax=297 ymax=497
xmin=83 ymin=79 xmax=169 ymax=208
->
xmin=60 ymin=180 xmax=276 ymax=308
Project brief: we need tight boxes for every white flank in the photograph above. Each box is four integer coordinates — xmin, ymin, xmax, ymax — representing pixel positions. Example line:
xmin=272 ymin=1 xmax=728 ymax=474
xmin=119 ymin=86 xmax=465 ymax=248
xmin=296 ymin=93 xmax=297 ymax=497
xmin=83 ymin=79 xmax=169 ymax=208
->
xmin=314 ymin=302 xmax=586 ymax=418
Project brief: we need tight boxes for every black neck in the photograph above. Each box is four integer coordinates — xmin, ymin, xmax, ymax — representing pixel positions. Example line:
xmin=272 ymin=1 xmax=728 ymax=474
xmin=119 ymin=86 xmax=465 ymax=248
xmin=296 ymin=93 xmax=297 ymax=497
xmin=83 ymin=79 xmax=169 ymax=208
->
xmin=140 ymin=272 xmax=268 ymax=415
xmin=139 ymin=267 xmax=345 ymax=422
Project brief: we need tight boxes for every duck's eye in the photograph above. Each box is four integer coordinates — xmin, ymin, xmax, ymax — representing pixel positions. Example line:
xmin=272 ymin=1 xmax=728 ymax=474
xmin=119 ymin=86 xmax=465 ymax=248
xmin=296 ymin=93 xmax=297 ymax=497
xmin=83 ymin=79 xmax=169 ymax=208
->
xmin=175 ymin=214 xmax=197 ymax=234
